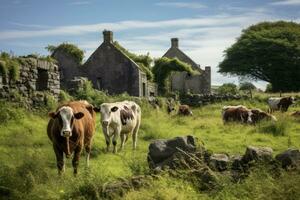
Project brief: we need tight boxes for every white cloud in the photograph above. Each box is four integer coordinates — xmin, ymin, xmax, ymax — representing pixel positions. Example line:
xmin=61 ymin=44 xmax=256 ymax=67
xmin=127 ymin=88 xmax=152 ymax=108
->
xmin=155 ymin=2 xmax=206 ymax=9
xmin=270 ymin=0 xmax=300 ymax=5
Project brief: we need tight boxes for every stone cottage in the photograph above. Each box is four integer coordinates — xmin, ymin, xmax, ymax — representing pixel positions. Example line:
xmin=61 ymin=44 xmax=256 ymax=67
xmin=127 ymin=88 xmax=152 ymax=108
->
xmin=163 ymin=38 xmax=211 ymax=94
xmin=54 ymin=30 xmax=157 ymax=97
xmin=0 ymin=57 xmax=60 ymax=105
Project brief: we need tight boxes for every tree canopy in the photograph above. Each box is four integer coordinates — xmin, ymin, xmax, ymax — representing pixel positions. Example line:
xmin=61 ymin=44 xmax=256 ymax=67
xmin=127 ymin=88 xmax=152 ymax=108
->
xmin=152 ymin=57 xmax=197 ymax=94
xmin=239 ymin=82 xmax=256 ymax=91
xmin=219 ymin=21 xmax=300 ymax=92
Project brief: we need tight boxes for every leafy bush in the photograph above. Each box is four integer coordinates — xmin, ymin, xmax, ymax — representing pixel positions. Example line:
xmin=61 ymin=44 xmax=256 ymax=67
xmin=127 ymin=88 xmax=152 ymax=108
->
xmin=0 ymin=52 xmax=20 ymax=82
xmin=0 ymin=101 xmax=25 ymax=124
xmin=216 ymin=83 xmax=238 ymax=95
xmin=59 ymin=90 xmax=73 ymax=103
xmin=239 ymin=82 xmax=256 ymax=91
xmin=152 ymin=57 xmax=196 ymax=95
xmin=46 ymin=43 xmax=84 ymax=64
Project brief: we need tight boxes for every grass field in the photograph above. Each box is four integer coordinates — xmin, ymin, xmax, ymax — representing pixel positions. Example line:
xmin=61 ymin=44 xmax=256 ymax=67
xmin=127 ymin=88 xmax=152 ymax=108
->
xmin=1 ymin=92 xmax=300 ymax=200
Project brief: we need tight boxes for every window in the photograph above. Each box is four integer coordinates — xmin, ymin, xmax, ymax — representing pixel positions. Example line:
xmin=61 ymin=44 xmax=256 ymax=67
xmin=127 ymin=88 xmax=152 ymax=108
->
xmin=142 ymin=82 xmax=146 ymax=97
xmin=96 ymin=77 xmax=102 ymax=90
xmin=36 ymin=68 xmax=48 ymax=91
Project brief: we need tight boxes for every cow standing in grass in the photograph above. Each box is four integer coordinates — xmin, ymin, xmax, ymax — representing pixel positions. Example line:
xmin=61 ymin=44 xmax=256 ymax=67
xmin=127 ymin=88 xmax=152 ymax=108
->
xmin=222 ymin=105 xmax=253 ymax=124
xmin=100 ymin=101 xmax=141 ymax=153
xmin=268 ymin=97 xmax=295 ymax=113
xmin=47 ymin=101 xmax=99 ymax=175
xmin=250 ymin=108 xmax=277 ymax=124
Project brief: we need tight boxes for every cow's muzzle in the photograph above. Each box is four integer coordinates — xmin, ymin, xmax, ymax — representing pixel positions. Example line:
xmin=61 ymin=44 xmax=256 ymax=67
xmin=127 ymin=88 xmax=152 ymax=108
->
xmin=62 ymin=131 xmax=71 ymax=137
xmin=102 ymin=121 xmax=109 ymax=126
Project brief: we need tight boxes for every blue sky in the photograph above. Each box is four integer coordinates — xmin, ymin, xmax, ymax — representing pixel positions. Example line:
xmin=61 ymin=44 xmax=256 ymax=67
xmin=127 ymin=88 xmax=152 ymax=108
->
xmin=1 ymin=0 xmax=300 ymax=89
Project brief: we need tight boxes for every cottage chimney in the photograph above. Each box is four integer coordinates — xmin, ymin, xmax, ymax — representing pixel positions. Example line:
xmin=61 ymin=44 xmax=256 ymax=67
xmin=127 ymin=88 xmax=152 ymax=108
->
xmin=103 ymin=30 xmax=113 ymax=43
xmin=171 ymin=38 xmax=178 ymax=48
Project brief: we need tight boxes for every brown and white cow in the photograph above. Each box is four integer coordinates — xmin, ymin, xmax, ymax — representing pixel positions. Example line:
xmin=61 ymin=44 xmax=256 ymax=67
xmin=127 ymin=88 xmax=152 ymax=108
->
xmin=100 ymin=101 xmax=141 ymax=153
xmin=47 ymin=101 xmax=99 ymax=175
xmin=222 ymin=105 xmax=253 ymax=124
xmin=178 ymin=105 xmax=193 ymax=116
xmin=250 ymin=108 xmax=277 ymax=124
xmin=268 ymin=97 xmax=295 ymax=113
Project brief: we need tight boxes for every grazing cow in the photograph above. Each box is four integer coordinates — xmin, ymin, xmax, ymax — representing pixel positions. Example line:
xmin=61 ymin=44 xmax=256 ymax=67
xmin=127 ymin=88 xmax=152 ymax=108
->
xmin=100 ymin=101 xmax=141 ymax=153
xmin=222 ymin=105 xmax=252 ymax=124
xmin=178 ymin=105 xmax=193 ymax=116
xmin=47 ymin=101 xmax=99 ymax=175
xmin=250 ymin=109 xmax=277 ymax=124
xmin=268 ymin=97 xmax=295 ymax=113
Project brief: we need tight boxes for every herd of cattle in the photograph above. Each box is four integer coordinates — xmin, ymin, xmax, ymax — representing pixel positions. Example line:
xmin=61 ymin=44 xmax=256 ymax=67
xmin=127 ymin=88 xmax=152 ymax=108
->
xmin=46 ymin=96 xmax=298 ymax=175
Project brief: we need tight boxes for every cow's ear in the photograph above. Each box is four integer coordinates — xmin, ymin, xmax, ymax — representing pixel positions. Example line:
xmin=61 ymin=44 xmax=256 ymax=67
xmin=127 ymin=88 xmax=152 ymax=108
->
xmin=93 ymin=107 xmax=101 ymax=112
xmin=48 ymin=112 xmax=57 ymax=119
xmin=74 ymin=112 xmax=84 ymax=119
xmin=111 ymin=106 xmax=118 ymax=112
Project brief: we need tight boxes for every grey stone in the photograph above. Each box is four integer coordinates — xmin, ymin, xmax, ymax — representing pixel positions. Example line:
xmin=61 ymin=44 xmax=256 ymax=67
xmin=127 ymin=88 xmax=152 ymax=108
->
xmin=147 ymin=135 xmax=197 ymax=170
xmin=242 ymin=146 xmax=273 ymax=163
xmin=275 ymin=149 xmax=300 ymax=169
xmin=209 ymin=153 xmax=229 ymax=171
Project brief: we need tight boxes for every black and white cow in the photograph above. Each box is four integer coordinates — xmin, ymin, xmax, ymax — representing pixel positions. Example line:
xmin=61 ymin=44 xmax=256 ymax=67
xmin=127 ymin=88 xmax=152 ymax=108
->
xmin=268 ymin=97 xmax=295 ymax=113
xmin=99 ymin=101 xmax=141 ymax=153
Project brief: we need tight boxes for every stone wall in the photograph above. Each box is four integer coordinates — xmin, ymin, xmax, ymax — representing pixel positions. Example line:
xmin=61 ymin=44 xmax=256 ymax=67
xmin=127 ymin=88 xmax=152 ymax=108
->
xmin=0 ymin=58 xmax=60 ymax=105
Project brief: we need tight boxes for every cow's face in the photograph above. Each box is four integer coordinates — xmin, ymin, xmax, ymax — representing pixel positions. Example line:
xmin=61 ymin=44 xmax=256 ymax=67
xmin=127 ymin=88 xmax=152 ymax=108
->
xmin=240 ymin=109 xmax=253 ymax=124
xmin=48 ymin=106 xmax=84 ymax=137
xmin=100 ymin=104 xmax=119 ymax=127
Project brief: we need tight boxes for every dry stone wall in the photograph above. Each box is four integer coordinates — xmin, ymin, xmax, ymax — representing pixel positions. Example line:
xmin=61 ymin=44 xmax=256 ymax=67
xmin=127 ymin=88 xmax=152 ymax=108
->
xmin=0 ymin=58 xmax=60 ymax=106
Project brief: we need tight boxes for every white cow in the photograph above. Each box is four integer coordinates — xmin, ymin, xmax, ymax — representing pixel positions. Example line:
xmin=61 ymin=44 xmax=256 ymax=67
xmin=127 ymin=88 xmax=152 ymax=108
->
xmin=100 ymin=101 xmax=141 ymax=153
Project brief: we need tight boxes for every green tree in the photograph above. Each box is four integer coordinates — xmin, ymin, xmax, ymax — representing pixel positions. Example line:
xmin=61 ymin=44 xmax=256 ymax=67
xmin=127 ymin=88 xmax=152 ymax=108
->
xmin=152 ymin=57 xmax=196 ymax=95
xmin=239 ymin=82 xmax=256 ymax=90
xmin=217 ymin=83 xmax=238 ymax=95
xmin=219 ymin=21 xmax=300 ymax=92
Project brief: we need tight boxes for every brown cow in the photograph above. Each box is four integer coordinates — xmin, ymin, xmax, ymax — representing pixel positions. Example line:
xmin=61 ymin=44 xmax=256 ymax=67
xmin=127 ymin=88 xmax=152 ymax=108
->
xmin=222 ymin=105 xmax=252 ymax=124
xmin=268 ymin=97 xmax=295 ymax=113
xmin=250 ymin=109 xmax=277 ymax=124
xmin=47 ymin=101 xmax=99 ymax=175
xmin=178 ymin=105 xmax=193 ymax=116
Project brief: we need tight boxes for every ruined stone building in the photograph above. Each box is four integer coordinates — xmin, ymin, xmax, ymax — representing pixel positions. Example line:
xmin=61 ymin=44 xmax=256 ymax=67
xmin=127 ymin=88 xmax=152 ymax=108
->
xmin=163 ymin=38 xmax=211 ymax=94
xmin=0 ymin=57 xmax=60 ymax=105
xmin=54 ymin=30 xmax=157 ymax=97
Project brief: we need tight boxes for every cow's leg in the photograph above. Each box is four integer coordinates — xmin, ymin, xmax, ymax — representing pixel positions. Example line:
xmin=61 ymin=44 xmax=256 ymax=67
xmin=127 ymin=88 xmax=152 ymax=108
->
xmin=53 ymin=144 xmax=64 ymax=175
xmin=72 ymin=146 xmax=82 ymax=176
xmin=85 ymin=144 xmax=91 ymax=167
xmin=112 ymin=127 xmax=121 ymax=153
xmin=132 ymin=117 xmax=141 ymax=150
xmin=102 ymin=127 xmax=111 ymax=152
xmin=120 ymin=133 xmax=127 ymax=150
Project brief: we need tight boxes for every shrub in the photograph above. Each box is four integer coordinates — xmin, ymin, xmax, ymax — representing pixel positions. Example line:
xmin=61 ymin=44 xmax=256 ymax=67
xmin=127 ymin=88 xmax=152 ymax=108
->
xmin=0 ymin=101 xmax=25 ymax=124
xmin=59 ymin=90 xmax=73 ymax=103
xmin=217 ymin=83 xmax=238 ymax=95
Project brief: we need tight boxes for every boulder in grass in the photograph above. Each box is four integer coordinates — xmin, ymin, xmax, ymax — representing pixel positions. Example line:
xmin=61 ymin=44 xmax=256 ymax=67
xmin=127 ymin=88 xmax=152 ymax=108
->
xmin=208 ymin=153 xmax=229 ymax=171
xmin=275 ymin=149 xmax=300 ymax=169
xmin=242 ymin=146 xmax=273 ymax=164
xmin=147 ymin=135 xmax=197 ymax=170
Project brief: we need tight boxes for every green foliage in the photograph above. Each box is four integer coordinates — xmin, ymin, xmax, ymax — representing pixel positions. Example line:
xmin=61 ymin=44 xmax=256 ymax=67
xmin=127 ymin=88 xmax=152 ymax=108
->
xmin=216 ymin=83 xmax=238 ymax=95
xmin=113 ymin=41 xmax=154 ymax=80
xmin=0 ymin=101 xmax=24 ymax=124
xmin=152 ymin=57 xmax=196 ymax=95
xmin=256 ymin=116 xmax=288 ymax=136
xmin=46 ymin=43 xmax=84 ymax=64
xmin=239 ymin=82 xmax=256 ymax=91
xmin=0 ymin=52 xmax=20 ymax=82
xmin=219 ymin=21 xmax=300 ymax=92
xmin=265 ymin=83 xmax=273 ymax=93
xmin=59 ymin=90 xmax=73 ymax=103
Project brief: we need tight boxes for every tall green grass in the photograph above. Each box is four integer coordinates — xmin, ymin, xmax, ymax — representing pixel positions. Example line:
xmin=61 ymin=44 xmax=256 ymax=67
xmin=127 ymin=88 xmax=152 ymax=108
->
xmin=0 ymin=93 xmax=300 ymax=199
